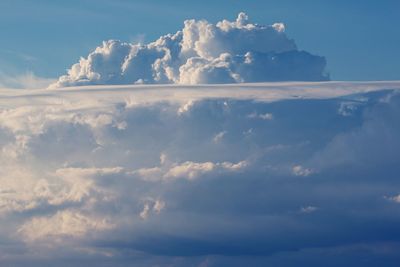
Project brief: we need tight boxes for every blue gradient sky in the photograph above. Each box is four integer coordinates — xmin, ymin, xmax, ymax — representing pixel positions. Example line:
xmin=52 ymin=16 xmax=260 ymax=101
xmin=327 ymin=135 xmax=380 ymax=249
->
xmin=0 ymin=0 xmax=399 ymax=81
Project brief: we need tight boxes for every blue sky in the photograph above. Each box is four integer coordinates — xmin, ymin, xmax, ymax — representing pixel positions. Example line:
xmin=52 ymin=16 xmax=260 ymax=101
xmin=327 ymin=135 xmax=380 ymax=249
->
xmin=1 ymin=0 xmax=399 ymax=81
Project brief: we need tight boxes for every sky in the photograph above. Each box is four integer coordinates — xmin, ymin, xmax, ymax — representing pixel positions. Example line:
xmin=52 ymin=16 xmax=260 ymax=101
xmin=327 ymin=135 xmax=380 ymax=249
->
xmin=0 ymin=0 xmax=399 ymax=82
xmin=1 ymin=1 xmax=400 ymax=266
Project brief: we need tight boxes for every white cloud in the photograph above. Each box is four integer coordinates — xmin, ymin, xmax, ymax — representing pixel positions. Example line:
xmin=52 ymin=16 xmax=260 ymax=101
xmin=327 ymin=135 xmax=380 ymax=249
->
xmin=137 ymin=160 xmax=247 ymax=182
xmin=292 ymin=165 xmax=314 ymax=177
xmin=0 ymin=71 xmax=55 ymax=89
xmin=18 ymin=210 xmax=114 ymax=241
xmin=139 ymin=202 xmax=151 ymax=220
xmin=164 ymin=160 xmax=247 ymax=181
xmin=164 ymin=161 xmax=215 ymax=180
xmin=0 ymin=166 xmax=123 ymax=216
xmin=337 ymin=99 xmax=367 ymax=116
xmin=385 ymin=194 xmax=400 ymax=203
xmin=135 ymin=166 xmax=163 ymax=181
xmin=140 ymin=199 xmax=165 ymax=219
xmin=213 ymin=131 xmax=227 ymax=143
xmin=247 ymin=112 xmax=273 ymax=120
xmin=178 ymin=100 xmax=195 ymax=115
xmin=300 ymin=206 xmax=319 ymax=214
xmin=50 ymin=13 xmax=328 ymax=88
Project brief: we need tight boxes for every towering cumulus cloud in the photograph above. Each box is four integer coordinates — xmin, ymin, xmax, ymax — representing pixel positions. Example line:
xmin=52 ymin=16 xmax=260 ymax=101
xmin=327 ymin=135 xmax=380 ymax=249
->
xmin=51 ymin=13 xmax=328 ymax=88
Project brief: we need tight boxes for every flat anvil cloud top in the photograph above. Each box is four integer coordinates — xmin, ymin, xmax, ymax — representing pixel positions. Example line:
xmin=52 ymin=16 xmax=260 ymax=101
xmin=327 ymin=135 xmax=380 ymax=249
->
xmin=50 ymin=13 xmax=328 ymax=88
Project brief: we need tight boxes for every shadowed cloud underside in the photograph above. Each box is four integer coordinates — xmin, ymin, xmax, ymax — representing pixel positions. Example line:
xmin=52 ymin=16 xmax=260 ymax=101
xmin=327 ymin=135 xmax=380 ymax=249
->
xmin=0 ymin=82 xmax=400 ymax=266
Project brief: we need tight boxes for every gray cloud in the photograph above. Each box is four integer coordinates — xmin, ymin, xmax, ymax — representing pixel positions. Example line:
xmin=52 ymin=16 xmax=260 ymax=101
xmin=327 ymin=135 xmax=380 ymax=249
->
xmin=0 ymin=82 xmax=399 ymax=266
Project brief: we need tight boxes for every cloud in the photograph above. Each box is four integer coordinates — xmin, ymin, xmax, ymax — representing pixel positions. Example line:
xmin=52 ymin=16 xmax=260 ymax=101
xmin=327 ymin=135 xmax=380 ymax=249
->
xmin=247 ymin=111 xmax=274 ymax=120
xmin=0 ymin=71 xmax=55 ymax=89
xmin=0 ymin=82 xmax=399 ymax=266
xmin=135 ymin=157 xmax=247 ymax=182
xmin=140 ymin=199 xmax=165 ymax=220
xmin=299 ymin=206 xmax=319 ymax=214
xmin=163 ymin=160 xmax=247 ymax=181
xmin=50 ymin=13 xmax=328 ymax=88
xmin=18 ymin=210 xmax=115 ymax=241
xmin=292 ymin=165 xmax=314 ymax=177
xmin=385 ymin=194 xmax=400 ymax=203
xmin=213 ymin=131 xmax=227 ymax=143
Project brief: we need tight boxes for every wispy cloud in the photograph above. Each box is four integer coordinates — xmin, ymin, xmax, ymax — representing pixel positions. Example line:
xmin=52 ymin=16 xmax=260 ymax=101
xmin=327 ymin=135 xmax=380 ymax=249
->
xmin=0 ymin=72 xmax=55 ymax=89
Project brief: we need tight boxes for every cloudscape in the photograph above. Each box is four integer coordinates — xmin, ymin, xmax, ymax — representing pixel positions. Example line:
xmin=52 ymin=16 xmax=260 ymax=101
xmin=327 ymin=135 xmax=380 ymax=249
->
xmin=1 ymin=1 xmax=400 ymax=267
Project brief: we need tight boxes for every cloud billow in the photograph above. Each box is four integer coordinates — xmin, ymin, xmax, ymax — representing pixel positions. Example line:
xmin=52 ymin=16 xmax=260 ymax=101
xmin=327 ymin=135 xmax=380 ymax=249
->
xmin=51 ymin=13 xmax=328 ymax=88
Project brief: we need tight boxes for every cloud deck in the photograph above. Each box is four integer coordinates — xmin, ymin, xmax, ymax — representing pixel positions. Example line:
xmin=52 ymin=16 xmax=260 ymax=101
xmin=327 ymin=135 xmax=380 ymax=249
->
xmin=0 ymin=82 xmax=400 ymax=266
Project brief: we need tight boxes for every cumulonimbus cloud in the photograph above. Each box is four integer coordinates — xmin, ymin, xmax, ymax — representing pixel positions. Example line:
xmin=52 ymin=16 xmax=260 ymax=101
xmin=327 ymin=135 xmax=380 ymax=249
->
xmin=0 ymin=82 xmax=400 ymax=266
xmin=50 ymin=13 xmax=329 ymax=88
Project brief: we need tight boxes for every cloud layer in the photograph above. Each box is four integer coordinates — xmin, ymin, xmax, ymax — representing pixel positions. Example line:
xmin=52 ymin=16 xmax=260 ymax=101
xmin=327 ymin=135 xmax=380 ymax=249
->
xmin=50 ymin=13 xmax=328 ymax=88
xmin=0 ymin=82 xmax=400 ymax=266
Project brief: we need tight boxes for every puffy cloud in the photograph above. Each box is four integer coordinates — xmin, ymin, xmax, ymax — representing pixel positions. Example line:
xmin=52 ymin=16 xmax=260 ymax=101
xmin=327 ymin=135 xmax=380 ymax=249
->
xmin=50 ymin=13 xmax=328 ymax=88
xmin=0 ymin=166 xmax=123 ymax=216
